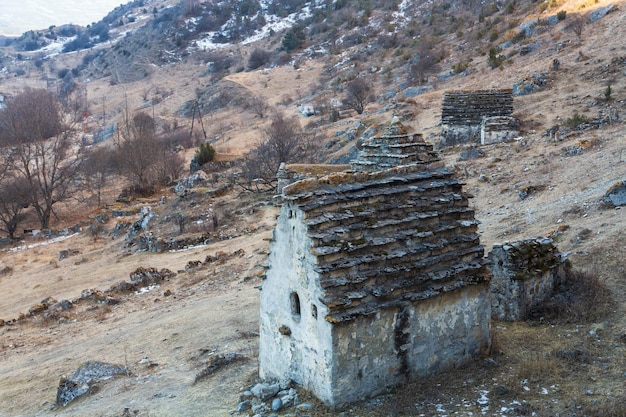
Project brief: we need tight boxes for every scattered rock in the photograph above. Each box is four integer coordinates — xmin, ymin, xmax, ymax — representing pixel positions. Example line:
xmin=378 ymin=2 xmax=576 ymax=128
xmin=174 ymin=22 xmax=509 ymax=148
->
xmin=193 ymin=352 xmax=246 ymax=384
xmin=49 ymin=300 xmax=73 ymax=312
xmin=589 ymin=4 xmax=616 ymax=22
xmin=174 ymin=171 xmax=209 ymax=194
xmin=402 ymin=86 xmax=430 ymax=98
xmin=55 ymin=361 xmax=130 ymax=407
xmin=512 ymin=73 xmax=547 ymax=96
xmin=271 ymin=397 xmax=283 ymax=411
xmin=126 ymin=206 xmax=155 ymax=241
xmin=251 ymin=382 xmax=280 ymax=400
xmin=59 ymin=249 xmax=80 ymax=261
xmin=236 ymin=400 xmax=251 ymax=412
xmin=129 ymin=267 xmax=175 ymax=286
xmin=605 ymin=181 xmax=626 ymax=207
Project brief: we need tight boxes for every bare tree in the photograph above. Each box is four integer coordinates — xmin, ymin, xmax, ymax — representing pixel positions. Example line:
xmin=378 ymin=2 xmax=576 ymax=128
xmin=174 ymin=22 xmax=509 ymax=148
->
xmin=250 ymin=96 xmax=270 ymax=119
xmin=0 ymin=88 xmax=82 ymax=229
xmin=113 ymin=108 xmax=184 ymax=196
xmin=408 ymin=39 xmax=441 ymax=85
xmin=83 ymin=145 xmax=114 ymax=207
xmin=113 ymin=110 xmax=161 ymax=195
xmin=567 ymin=14 xmax=585 ymax=42
xmin=237 ymin=111 xmax=320 ymax=191
xmin=344 ymin=78 xmax=374 ymax=115
xmin=0 ymin=177 xmax=30 ymax=239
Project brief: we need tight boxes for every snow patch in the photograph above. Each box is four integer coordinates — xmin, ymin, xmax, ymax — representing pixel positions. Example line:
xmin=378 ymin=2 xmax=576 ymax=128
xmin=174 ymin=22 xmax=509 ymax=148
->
xmin=7 ymin=233 xmax=79 ymax=253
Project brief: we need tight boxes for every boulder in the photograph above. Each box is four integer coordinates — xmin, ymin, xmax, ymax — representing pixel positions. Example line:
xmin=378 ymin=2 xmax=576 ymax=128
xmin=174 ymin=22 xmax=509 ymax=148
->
xmin=589 ymin=5 xmax=615 ymax=23
xmin=605 ymin=181 xmax=626 ymax=206
xmin=174 ymin=171 xmax=209 ymax=194
xmin=56 ymin=361 xmax=129 ymax=407
xmin=126 ymin=207 xmax=155 ymax=240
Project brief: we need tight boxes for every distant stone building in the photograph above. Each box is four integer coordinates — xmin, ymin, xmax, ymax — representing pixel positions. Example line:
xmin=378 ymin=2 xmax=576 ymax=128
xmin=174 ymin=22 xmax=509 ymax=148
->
xmin=259 ymin=121 xmax=491 ymax=407
xmin=440 ymin=89 xmax=519 ymax=147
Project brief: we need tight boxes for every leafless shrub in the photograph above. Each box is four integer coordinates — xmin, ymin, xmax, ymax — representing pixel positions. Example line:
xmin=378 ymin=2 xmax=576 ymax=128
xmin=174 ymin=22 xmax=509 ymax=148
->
xmin=249 ymin=96 xmax=270 ymax=119
xmin=247 ymin=48 xmax=271 ymax=70
xmin=344 ymin=78 xmax=374 ymax=115
xmin=236 ymin=112 xmax=322 ymax=192
xmin=566 ymin=14 xmax=585 ymax=41
xmin=528 ymin=268 xmax=615 ymax=324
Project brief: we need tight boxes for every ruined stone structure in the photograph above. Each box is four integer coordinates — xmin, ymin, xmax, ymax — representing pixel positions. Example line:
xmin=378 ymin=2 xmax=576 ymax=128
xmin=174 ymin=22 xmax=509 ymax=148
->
xmin=260 ymin=122 xmax=490 ymax=407
xmin=350 ymin=120 xmax=440 ymax=172
xmin=489 ymin=238 xmax=567 ymax=321
xmin=440 ymin=89 xmax=519 ymax=146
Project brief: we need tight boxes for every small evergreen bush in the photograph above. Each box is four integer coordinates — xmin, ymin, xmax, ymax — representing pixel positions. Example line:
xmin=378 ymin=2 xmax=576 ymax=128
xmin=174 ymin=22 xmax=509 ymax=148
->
xmin=194 ymin=143 xmax=216 ymax=167
xmin=564 ymin=112 xmax=589 ymax=128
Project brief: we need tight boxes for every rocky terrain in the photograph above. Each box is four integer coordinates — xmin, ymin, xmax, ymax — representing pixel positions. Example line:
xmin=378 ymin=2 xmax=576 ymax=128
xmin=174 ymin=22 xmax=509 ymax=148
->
xmin=0 ymin=0 xmax=625 ymax=415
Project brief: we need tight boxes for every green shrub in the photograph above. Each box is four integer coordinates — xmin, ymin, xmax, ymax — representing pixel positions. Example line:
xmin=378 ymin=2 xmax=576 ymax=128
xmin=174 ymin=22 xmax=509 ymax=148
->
xmin=556 ymin=10 xmax=567 ymax=20
xmin=564 ymin=112 xmax=589 ymax=129
xmin=194 ymin=143 xmax=216 ymax=166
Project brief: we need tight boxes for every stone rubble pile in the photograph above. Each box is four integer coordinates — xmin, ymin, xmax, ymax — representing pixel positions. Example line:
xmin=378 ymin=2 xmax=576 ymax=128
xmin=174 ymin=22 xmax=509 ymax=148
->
xmin=234 ymin=381 xmax=315 ymax=416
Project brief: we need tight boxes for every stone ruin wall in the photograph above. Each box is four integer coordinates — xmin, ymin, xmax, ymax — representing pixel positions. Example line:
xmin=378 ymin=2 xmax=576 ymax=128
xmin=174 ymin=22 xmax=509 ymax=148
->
xmin=260 ymin=164 xmax=491 ymax=407
xmin=441 ymin=89 xmax=519 ymax=147
xmin=350 ymin=130 xmax=440 ymax=172
xmin=488 ymin=238 xmax=567 ymax=321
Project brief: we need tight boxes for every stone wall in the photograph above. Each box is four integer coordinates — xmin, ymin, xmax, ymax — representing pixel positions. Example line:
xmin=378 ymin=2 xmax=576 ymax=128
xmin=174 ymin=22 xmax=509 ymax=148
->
xmin=330 ymin=284 xmax=490 ymax=405
xmin=440 ymin=89 xmax=518 ymax=147
xmin=260 ymin=163 xmax=490 ymax=407
xmin=488 ymin=238 xmax=567 ymax=321
xmin=481 ymin=116 xmax=521 ymax=145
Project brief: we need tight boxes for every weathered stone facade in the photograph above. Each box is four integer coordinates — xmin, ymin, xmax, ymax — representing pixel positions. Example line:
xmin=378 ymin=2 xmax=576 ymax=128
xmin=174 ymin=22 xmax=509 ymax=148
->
xmin=440 ymin=89 xmax=519 ymax=147
xmin=481 ymin=116 xmax=521 ymax=145
xmin=488 ymin=238 xmax=567 ymax=321
xmin=260 ymin=124 xmax=490 ymax=406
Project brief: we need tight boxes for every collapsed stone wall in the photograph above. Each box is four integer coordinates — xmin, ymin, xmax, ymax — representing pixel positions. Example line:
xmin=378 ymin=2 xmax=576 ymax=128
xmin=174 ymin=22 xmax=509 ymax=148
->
xmin=488 ymin=238 xmax=567 ymax=321
xmin=440 ymin=89 xmax=518 ymax=147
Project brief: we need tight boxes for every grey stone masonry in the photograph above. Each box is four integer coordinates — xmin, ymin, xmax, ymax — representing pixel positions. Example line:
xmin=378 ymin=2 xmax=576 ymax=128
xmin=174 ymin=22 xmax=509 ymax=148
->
xmin=351 ymin=119 xmax=440 ymax=172
xmin=481 ymin=116 xmax=521 ymax=145
xmin=284 ymin=165 xmax=487 ymax=323
xmin=488 ymin=238 xmax=567 ymax=321
xmin=441 ymin=89 xmax=517 ymax=147
xmin=260 ymin=162 xmax=491 ymax=407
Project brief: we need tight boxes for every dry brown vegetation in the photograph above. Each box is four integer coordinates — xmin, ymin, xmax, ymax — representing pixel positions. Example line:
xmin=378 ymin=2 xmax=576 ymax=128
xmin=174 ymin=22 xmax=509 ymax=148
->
xmin=0 ymin=0 xmax=625 ymax=415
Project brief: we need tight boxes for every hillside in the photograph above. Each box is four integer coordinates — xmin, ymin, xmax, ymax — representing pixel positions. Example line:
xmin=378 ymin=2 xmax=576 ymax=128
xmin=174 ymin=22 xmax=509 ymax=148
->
xmin=0 ymin=0 xmax=625 ymax=415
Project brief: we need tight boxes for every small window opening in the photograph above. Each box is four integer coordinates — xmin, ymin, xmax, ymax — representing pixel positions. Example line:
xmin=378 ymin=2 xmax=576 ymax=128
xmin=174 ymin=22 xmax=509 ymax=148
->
xmin=311 ymin=304 xmax=318 ymax=319
xmin=290 ymin=292 xmax=301 ymax=319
